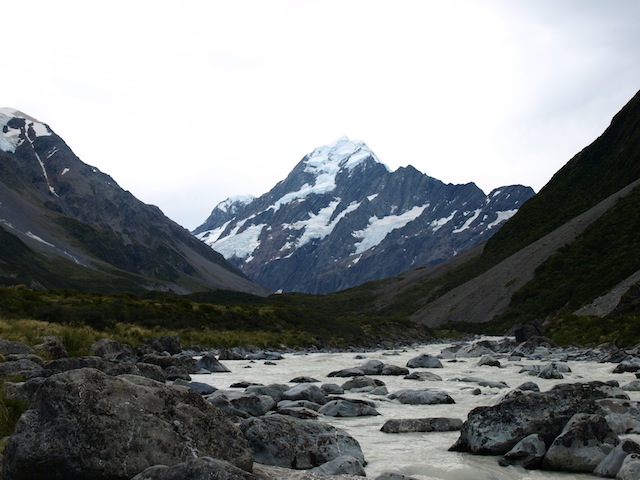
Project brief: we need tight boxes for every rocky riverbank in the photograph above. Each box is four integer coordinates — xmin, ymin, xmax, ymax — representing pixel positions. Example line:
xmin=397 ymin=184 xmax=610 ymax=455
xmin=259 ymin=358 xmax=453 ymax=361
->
xmin=2 ymin=335 xmax=640 ymax=479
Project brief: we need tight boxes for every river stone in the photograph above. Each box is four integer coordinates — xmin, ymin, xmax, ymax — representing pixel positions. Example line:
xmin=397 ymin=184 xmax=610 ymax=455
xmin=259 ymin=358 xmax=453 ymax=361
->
xmin=1 ymin=368 xmax=253 ymax=480
xmin=359 ymin=360 xmax=385 ymax=374
xmin=457 ymin=377 xmax=508 ymax=389
xmin=542 ymin=413 xmax=619 ymax=472
xmin=516 ymin=381 xmax=540 ymax=392
xmin=208 ymin=390 xmax=276 ymax=418
xmin=594 ymin=439 xmax=640 ymax=477
xmin=406 ymin=354 xmax=443 ymax=369
xmin=33 ymin=335 xmax=68 ymax=359
xmin=321 ymin=383 xmax=344 ymax=394
xmin=341 ymin=376 xmax=385 ymax=392
xmin=278 ymin=400 xmax=322 ymax=411
xmin=328 ymin=367 xmax=366 ymax=377
xmin=0 ymin=358 xmax=43 ymax=379
xmin=174 ymin=379 xmax=217 ymax=395
xmin=253 ymin=463 xmax=365 ymax=479
xmin=282 ymin=384 xmax=328 ymax=405
xmin=240 ymin=414 xmax=365 ymax=470
xmin=0 ymin=339 xmax=34 ymax=355
xmin=290 ymin=376 xmax=320 ymax=383
xmin=196 ymin=354 xmax=231 ymax=373
xmin=498 ymin=434 xmax=546 ymax=469
xmin=388 ymin=389 xmax=454 ymax=405
xmin=622 ymin=380 xmax=640 ymax=391
xmin=311 ymin=456 xmax=366 ymax=476
xmin=477 ymin=355 xmax=500 ymax=367
xmin=318 ymin=399 xmax=380 ymax=417
xmin=613 ymin=357 xmax=640 ymax=374
xmin=450 ymin=381 xmax=624 ymax=455
xmin=380 ymin=417 xmax=463 ymax=433
xmin=131 ymin=457 xmax=255 ymax=480
xmin=538 ymin=363 xmax=566 ymax=380
xmin=598 ymin=398 xmax=640 ymax=434
xmin=616 ymin=453 xmax=640 ymax=480
xmin=403 ymin=371 xmax=442 ymax=382
xmin=246 ymin=383 xmax=291 ymax=402
xmin=90 ymin=338 xmax=134 ymax=360
xmin=380 ymin=364 xmax=410 ymax=376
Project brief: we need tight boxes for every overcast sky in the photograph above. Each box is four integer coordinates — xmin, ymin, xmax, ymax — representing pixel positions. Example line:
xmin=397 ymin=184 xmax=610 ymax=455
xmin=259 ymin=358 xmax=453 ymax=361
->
xmin=4 ymin=1 xmax=640 ymax=229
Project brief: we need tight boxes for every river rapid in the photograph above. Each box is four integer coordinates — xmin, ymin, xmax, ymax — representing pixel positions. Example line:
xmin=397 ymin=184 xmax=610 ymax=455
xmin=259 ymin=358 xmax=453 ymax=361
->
xmin=192 ymin=338 xmax=640 ymax=480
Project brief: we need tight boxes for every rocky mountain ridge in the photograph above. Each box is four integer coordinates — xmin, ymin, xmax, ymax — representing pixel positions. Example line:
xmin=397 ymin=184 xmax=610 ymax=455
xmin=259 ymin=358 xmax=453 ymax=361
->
xmin=195 ymin=136 xmax=534 ymax=293
xmin=0 ymin=108 xmax=267 ymax=295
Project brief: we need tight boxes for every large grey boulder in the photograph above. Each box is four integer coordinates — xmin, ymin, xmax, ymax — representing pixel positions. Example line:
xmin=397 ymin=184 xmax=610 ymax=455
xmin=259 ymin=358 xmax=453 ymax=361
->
xmin=598 ymin=398 xmax=640 ymax=434
xmin=196 ymin=354 xmax=231 ymax=373
xmin=380 ymin=417 xmax=462 ymax=433
xmin=318 ymin=399 xmax=380 ymax=417
xmin=311 ymin=456 xmax=366 ymax=476
xmin=542 ymin=413 xmax=619 ymax=472
xmin=405 ymin=354 xmax=442 ymax=369
xmin=245 ymin=384 xmax=291 ymax=402
xmin=594 ymin=439 xmax=640 ymax=477
xmin=131 ymin=457 xmax=255 ymax=480
xmin=1 ymin=368 xmax=253 ymax=480
xmin=498 ymin=434 xmax=546 ymax=469
xmin=282 ymin=384 xmax=328 ymax=405
xmin=389 ymin=389 xmax=454 ymax=405
xmin=341 ymin=376 xmax=384 ymax=392
xmin=33 ymin=335 xmax=68 ymax=359
xmin=240 ymin=415 xmax=365 ymax=470
xmin=0 ymin=358 xmax=43 ymax=379
xmin=450 ymin=382 xmax=625 ymax=455
xmin=90 ymin=338 xmax=134 ymax=360
xmin=253 ymin=463 xmax=364 ymax=479
xmin=207 ymin=390 xmax=276 ymax=418
xmin=617 ymin=453 xmax=640 ymax=480
xmin=0 ymin=339 xmax=34 ymax=356
xmin=403 ymin=371 xmax=442 ymax=382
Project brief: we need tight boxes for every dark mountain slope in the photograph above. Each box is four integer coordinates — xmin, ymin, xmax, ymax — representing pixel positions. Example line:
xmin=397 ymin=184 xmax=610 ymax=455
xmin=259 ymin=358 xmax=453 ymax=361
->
xmin=359 ymin=89 xmax=640 ymax=333
xmin=482 ymin=89 xmax=640 ymax=265
xmin=0 ymin=109 xmax=267 ymax=295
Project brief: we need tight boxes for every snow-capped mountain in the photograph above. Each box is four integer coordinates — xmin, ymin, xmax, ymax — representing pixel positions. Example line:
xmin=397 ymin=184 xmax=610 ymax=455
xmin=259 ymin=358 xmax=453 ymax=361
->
xmin=194 ymin=136 xmax=535 ymax=294
xmin=0 ymin=108 xmax=267 ymax=295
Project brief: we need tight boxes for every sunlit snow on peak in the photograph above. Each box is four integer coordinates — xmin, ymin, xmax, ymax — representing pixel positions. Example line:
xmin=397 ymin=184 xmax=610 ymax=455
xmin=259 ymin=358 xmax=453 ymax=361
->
xmin=305 ymin=136 xmax=387 ymax=174
xmin=215 ymin=194 xmax=255 ymax=213
xmin=270 ymin=137 xmax=388 ymax=211
xmin=0 ymin=108 xmax=52 ymax=153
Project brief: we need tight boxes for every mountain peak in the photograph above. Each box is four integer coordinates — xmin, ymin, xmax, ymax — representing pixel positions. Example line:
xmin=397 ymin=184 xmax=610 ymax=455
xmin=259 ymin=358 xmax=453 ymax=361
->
xmin=215 ymin=195 xmax=256 ymax=213
xmin=305 ymin=136 xmax=388 ymax=175
xmin=0 ymin=108 xmax=52 ymax=153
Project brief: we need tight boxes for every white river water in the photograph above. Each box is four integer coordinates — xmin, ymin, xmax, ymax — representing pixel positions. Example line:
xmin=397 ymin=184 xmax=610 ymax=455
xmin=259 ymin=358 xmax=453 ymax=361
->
xmin=191 ymin=338 xmax=640 ymax=480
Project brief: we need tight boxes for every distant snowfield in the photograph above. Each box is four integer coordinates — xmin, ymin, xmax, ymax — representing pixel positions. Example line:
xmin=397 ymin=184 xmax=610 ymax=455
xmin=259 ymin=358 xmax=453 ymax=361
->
xmin=353 ymin=204 xmax=429 ymax=254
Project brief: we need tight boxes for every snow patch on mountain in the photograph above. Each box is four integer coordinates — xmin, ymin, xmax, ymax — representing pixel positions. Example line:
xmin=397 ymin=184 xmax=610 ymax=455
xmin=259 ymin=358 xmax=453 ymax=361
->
xmin=216 ymin=195 xmax=255 ymax=214
xmin=352 ymin=204 xmax=429 ymax=254
xmin=487 ymin=209 xmax=518 ymax=229
xmin=0 ymin=108 xmax=52 ymax=153
xmin=212 ymin=223 xmax=265 ymax=261
xmin=453 ymin=209 xmax=482 ymax=233
xmin=431 ymin=210 xmax=457 ymax=232
xmin=290 ymin=199 xmax=361 ymax=248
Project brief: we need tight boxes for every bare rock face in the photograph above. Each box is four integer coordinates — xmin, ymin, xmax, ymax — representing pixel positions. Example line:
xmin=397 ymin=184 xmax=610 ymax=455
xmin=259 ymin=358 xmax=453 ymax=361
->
xmin=1 ymin=368 xmax=253 ymax=480
xmin=240 ymin=414 xmax=365 ymax=471
xmin=450 ymin=382 xmax=626 ymax=455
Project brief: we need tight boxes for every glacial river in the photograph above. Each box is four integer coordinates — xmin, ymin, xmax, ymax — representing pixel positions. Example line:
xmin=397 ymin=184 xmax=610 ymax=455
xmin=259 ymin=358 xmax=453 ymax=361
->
xmin=192 ymin=338 xmax=640 ymax=480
